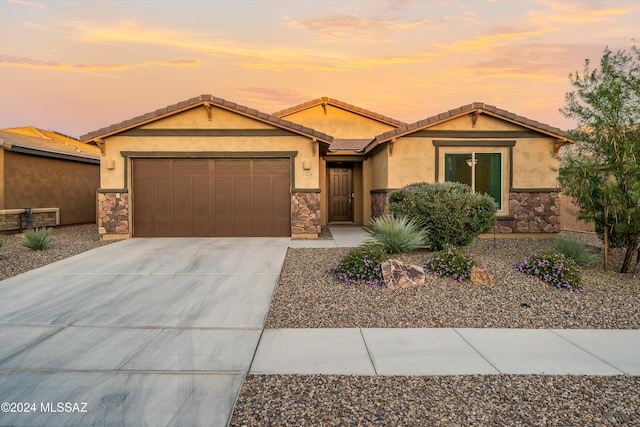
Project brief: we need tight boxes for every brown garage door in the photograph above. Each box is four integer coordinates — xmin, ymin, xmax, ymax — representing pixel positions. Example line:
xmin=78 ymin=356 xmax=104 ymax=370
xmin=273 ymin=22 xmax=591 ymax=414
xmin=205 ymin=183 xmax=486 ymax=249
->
xmin=132 ymin=158 xmax=291 ymax=237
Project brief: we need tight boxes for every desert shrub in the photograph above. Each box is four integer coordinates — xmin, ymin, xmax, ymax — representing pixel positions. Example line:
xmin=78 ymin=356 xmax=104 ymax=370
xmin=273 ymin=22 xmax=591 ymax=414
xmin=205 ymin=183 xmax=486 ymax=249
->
xmin=20 ymin=227 xmax=52 ymax=251
xmin=329 ymin=246 xmax=386 ymax=286
xmin=514 ymin=250 xmax=583 ymax=292
xmin=552 ymin=237 xmax=599 ymax=266
xmin=423 ymin=244 xmax=474 ymax=282
xmin=363 ymin=214 xmax=429 ymax=254
xmin=389 ymin=182 xmax=497 ymax=250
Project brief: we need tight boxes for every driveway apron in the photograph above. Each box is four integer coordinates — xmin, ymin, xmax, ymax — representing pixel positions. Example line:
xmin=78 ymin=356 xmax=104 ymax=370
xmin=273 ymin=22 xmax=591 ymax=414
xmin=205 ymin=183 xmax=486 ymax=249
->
xmin=0 ymin=237 xmax=289 ymax=427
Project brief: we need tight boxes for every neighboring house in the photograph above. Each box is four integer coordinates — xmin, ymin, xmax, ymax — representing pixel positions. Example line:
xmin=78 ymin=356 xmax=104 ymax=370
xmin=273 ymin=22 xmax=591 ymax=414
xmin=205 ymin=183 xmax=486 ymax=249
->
xmin=81 ymin=95 xmax=573 ymax=239
xmin=0 ymin=127 xmax=100 ymax=231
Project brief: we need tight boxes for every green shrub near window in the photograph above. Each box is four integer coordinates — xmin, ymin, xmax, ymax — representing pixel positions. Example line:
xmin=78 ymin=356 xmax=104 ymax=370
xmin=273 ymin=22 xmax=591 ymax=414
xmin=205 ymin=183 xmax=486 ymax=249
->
xmin=389 ymin=182 xmax=497 ymax=250
xmin=20 ymin=227 xmax=52 ymax=251
xmin=363 ymin=214 xmax=429 ymax=254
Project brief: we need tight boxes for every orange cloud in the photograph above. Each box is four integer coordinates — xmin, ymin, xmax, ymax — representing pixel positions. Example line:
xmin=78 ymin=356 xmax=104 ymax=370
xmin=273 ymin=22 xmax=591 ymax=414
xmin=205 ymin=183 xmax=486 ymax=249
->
xmin=284 ymin=15 xmax=436 ymax=40
xmin=8 ymin=0 xmax=45 ymax=9
xmin=438 ymin=26 xmax=549 ymax=53
xmin=0 ymin=55 xmax=201 ymax=72
xmin=530 ymin=0 xmax=634 ymax=25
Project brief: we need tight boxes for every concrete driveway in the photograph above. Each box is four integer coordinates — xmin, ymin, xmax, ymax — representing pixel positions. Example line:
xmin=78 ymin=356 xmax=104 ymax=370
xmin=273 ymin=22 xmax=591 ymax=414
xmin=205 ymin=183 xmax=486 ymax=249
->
xmin=0 ymin=237 xmax=289 ymax=427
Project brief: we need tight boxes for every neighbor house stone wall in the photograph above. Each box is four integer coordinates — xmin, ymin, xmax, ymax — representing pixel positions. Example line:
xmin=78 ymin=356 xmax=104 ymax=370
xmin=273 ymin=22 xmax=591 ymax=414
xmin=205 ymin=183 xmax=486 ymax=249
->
xmin=291 ymin=192 xmax=320 ymax=235
xmin=371 ymin=191 xmax=391 ymax=218
xmin=0 ymin=208 xmax=59 ymax=231
xmin=492 ymin=191 xmax=560 ymax=233
xmin=97 ymin=192 xmax=129 ymax=235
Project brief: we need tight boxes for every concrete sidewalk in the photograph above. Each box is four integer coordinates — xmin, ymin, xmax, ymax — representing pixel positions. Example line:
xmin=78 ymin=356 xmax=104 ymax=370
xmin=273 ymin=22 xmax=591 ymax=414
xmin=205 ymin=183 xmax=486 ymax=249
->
xmin=289 ymin=225 xmax=368 ymax=248
xmin=251 ymin=328 xmax=640 ymax=376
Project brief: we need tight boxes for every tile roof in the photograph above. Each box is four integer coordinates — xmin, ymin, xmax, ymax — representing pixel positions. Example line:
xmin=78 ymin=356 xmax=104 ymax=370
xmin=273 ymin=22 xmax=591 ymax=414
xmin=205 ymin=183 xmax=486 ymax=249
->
xmin=328 ymin=139 xmax=371 ymax=152
xmin=368 ymin=102 xmax=573 ymax=152
xmin=272 ymin=97 xmax=406 ymax=128
xmin=0 ymin=129 xmax=100 ymax=162
xmin=80 ymin=94 xmax=333 ymax=144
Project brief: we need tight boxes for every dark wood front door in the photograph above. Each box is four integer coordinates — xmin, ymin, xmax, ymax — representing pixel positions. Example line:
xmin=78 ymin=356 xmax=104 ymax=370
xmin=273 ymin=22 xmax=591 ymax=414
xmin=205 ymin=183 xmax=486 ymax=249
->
xmin=329 ymin=166 xmax=353 ymax=222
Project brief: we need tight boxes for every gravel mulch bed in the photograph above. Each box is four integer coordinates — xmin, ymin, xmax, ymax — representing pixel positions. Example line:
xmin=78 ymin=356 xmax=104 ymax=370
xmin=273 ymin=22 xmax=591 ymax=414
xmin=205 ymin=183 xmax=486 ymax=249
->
xmin=231 ymin=375 xmax=640 ymax=426
xmin=0 ymin=224 xmax=113 ymax=281
xmin=265 ymin=234 xmax=639 ymax=329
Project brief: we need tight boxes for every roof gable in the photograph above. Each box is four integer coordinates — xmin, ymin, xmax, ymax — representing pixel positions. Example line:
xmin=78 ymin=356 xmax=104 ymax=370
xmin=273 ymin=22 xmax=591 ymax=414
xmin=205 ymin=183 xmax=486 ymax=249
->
xmin=368 ymin=102 xmax=573 ymax=153
xmin=273 ymin=97 xmax=406 ymax=128
xmin=0 ymin=129 xmax=100 ymax=163
xmin=80 ymin=94 xmax=333 ymax=145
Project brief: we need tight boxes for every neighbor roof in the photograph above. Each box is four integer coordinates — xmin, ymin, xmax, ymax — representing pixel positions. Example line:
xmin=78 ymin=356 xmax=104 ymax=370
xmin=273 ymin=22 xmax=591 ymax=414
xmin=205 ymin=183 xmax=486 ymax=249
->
xmin=80 ymin=94 xmax=334 ymax=144
xmin=0 ymin=129 xmax=100 ymax=163
xmin=366 ymin=102 xmax=573 ymax=153
xmin=273 ymin=97 xmax=406 ymax=128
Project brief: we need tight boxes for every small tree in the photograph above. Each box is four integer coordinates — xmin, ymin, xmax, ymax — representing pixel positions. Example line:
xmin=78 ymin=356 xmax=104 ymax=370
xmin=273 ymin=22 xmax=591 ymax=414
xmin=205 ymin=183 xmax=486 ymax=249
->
xmin=559 ymin=45 xmax=640 ymax=273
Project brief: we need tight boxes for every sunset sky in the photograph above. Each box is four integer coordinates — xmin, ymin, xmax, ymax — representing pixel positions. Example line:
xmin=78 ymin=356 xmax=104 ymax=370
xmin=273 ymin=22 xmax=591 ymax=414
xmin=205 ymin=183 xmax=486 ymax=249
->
xmin=0 ymin=0 xmax=638 ymax=138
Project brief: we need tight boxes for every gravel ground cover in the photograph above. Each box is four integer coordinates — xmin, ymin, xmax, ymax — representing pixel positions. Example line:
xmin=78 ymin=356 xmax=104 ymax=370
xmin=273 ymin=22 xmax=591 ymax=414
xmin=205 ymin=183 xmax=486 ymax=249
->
xmin=231 ymin=375 xmax=640 ymax=426
xmin=265 ymin=234 xmax=639 ymax=329
xmin=0 ymin=224 xmax=112 ymax=281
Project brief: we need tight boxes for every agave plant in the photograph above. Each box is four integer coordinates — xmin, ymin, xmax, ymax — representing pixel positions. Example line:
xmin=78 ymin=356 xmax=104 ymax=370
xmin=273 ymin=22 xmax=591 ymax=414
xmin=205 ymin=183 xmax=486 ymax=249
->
xmin=20 ymin=227 xmax=52 ymax=251
xmin=363 ymin=214 xmax=428 ymax=254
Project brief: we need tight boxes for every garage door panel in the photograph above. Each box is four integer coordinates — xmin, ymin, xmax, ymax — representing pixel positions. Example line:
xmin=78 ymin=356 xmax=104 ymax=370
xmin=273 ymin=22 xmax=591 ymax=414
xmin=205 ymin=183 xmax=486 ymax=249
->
xmin=134 ymin=159 xmax=172 ymax=177
xmin=153 ymin=177 xmax=173 ymax=236
xmin=233 ymin=177 xmax=253 ymax=236
xmin=172 ymin=177 xmax=192 ymax=236
xmin=133 ymin=177 xmax=154 ymax=237
xmin=192 ymin=177 xmax=211 ymax=235
xmin=133 ymin=158 xmax=290 ymax=237
xmin=214 ymin=177 xmax=233 ymax=236
xmin=173 ymin=159 xmax=209 ymax=177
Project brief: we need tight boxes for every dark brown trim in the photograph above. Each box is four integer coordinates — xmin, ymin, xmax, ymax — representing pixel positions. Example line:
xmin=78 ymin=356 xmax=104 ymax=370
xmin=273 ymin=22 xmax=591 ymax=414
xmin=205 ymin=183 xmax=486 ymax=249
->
xmin=434 ymin=145 xmax=440 ymax=181
xmin=97 ymin=188 xmax=128 ymax=193
xmin=121 ymin=151 xmax=298 ymax=158
xmin=510 ymin=188 xmax=560 ymax=193
xmin=496 ymin=215 xmax=515 ymax=220
xmin=8 ymin=146 xmax=100 ymax=164
xmin=432 ymin=140 xmax=516 ymax=147
xmin=324 ymin=155 xmax=368 ymax=162
xmin=293 ymin=188 xmax=321 ymax=193
xmin=118 ymin=128 xmax=297 ymax=137
xmin=408 ymin=130 xmax=543 ymax=138
xmin=370 ymin=188 xmax=400 ymax=194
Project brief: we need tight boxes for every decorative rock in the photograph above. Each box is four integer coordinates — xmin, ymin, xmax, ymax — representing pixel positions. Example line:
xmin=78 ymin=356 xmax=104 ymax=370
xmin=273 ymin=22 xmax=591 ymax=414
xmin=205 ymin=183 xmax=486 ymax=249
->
xmin=470 ymin=266 xmax=496 ymax=285
xmin=381 ymin=259 xmax=426 ymax=289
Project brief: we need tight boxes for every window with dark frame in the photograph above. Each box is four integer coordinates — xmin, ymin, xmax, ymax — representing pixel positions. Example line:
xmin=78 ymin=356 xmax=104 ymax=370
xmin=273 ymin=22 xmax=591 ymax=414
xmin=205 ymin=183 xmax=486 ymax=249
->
xmin=444 ymin=152 xmax=502 ymax=209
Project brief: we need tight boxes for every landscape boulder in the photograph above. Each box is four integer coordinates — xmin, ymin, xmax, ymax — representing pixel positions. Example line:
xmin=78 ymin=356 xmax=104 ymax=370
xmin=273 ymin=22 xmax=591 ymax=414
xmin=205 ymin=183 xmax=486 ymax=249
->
xmin=470 ymin=266 xmax=496 ymax=285
xmin=381 ymin=259 xmax=426 ymax=289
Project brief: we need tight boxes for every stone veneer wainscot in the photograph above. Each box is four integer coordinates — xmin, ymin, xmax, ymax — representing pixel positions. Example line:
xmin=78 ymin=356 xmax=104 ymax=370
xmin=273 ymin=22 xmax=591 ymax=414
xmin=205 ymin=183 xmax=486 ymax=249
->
xmin=291 ymin=192 xmax=320 ymax=235
xmin=97 ymin=192 xmax=129 ymax=235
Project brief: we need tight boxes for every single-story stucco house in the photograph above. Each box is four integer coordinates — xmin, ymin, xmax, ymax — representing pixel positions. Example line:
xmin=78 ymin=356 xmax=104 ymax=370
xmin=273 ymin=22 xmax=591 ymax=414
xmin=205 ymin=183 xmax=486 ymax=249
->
xmin=80 ymin=95 xmax=573 ymax=239
xmin=0 ymin=127 xmax=100 ymax=231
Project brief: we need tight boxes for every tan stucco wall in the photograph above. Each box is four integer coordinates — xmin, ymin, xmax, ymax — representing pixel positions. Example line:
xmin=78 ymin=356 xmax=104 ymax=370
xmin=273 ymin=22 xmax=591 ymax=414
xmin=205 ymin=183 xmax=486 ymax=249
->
xmin=362 ymin=158 xmax=373 ymax=225
xmin=370 ymin=148 xmax=389 ymax=189
xmin=280 ymin=105 xmax=396 ymax=138
xmin=353 ymin=163 xmax=363 ymax=224
xmin=387 ymin=138 xmax=436 ymax=188
xmin=0 ymin=149 xmax=5 ymax=210
xmin=512 ymin=138 xmax=558 ymax=188
xmin=100 ymin=106 xmax=321 ymax=191
xmin=3 ymin=151 xmax=99 ymax=224
xmin=429 ymin=114 xmax=523 ymax=131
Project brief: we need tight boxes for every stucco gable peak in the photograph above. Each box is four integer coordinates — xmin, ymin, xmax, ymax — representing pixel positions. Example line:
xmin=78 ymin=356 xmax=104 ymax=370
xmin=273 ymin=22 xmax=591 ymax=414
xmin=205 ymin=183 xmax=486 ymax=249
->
xmin=272 ymin=96 xmax=406 ymax=128
xmin=370 ymin=102 xmax=572 ymax=145
xmin=80 ymin=94 xmax=333 ymax=144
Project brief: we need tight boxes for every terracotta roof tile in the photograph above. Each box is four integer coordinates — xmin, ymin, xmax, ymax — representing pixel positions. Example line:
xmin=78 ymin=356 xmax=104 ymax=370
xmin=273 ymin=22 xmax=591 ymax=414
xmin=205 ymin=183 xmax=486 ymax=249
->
xmin=328 ymin=138 xmax=372 ymax=152
xmin=80 ymin=94 xmax=333 ymax=144
xmin=0 ymin=129 xmax=100 ymax=161
xmin=368 ymin=102 xmax=572 ymax=152
xmin=273 ymin=97 xmax=406 ymax=128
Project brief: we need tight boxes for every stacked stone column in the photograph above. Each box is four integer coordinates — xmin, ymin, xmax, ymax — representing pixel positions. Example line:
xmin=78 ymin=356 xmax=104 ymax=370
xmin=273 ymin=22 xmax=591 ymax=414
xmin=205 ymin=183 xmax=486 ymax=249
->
xmin=291 ymin=192 xmax=320 ymax=235
xmin=97 ymin=192 xmax=129 ymax=235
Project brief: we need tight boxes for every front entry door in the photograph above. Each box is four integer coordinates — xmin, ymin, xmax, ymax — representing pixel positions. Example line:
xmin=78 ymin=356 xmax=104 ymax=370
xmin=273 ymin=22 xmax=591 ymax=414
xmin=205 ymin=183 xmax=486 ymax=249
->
xmin=329 ymin=166 xmax=353 ymax=222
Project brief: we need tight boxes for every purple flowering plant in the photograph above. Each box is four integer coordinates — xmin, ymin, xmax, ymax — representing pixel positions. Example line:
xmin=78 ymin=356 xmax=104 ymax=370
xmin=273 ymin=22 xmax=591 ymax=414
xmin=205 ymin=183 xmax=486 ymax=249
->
xmin=423 ymin=244 xmax=474 ymax=282
xmin=514 ymin=250 xmax=583 ymax=292
xmin=329 ymin=246 xmax=387 ymax=287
